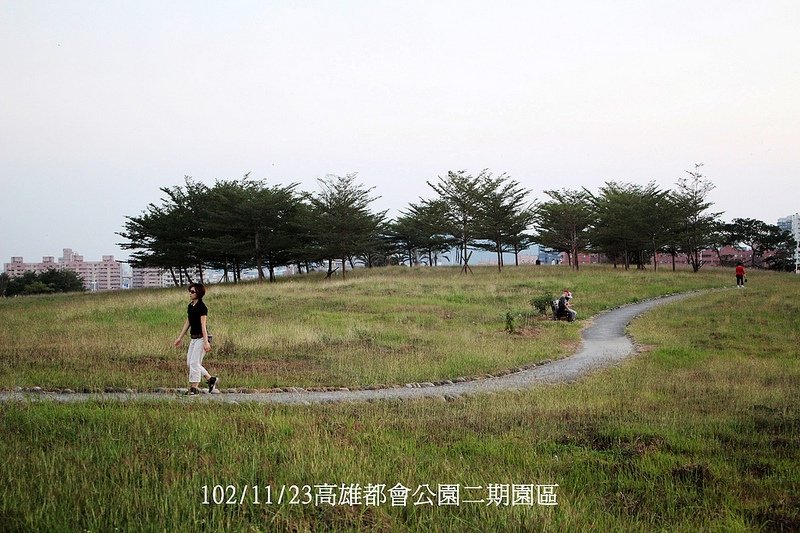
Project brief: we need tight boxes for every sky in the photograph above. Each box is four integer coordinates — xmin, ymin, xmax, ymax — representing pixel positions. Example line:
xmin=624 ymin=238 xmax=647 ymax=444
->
xmin=1 ymin=0 xmax=799 ymax=265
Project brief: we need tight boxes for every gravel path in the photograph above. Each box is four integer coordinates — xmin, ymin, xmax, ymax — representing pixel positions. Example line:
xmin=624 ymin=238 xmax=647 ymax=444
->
xmin=1 ymin=292 xmax=696 ymax=405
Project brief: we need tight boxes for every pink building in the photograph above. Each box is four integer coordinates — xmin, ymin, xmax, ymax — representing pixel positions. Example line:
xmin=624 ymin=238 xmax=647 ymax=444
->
xmin=558 ymin=246 xmax=754 ymax=268
xmin=4 ymin=248 xmax=123 ymax=291
xmin=132 ymin=267 xmax=171 ymax=288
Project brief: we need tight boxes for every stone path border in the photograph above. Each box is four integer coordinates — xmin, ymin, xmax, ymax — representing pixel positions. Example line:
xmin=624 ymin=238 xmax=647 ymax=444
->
xmin=0 ymin=292 xmax=698 ymax=405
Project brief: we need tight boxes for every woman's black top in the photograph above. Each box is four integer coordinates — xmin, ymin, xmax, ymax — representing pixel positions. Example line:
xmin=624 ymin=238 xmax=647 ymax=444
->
xmin=188 ymin=300 xmax=208 ymax=337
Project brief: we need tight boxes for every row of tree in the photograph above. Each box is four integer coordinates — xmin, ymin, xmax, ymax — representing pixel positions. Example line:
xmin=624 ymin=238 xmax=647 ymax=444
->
xmin=0 ymin=269 xmax=86 ymax=297
xmin=535 ymin=165 xmax=796 ymax=272
xmin=118 ymin=170 xmax=537 ymax=283
xmin=118 ymin=166 xmax=797 ymax=285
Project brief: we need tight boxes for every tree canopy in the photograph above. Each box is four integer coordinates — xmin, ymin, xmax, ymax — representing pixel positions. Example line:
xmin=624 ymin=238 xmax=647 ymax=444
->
xmin=114 ymin=165 xmax=790 ymax=284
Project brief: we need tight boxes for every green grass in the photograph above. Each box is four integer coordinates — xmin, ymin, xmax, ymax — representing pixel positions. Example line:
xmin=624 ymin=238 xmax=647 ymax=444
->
xmin=0 ymin=265 xmax=731 ymax=390
xmin=1 ymin=266 xmax=798 ymax=531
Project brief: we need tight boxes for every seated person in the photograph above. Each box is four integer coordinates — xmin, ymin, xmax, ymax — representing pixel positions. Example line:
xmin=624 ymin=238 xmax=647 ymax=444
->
xmin=556 ymin=289 xmax=577 ymax=322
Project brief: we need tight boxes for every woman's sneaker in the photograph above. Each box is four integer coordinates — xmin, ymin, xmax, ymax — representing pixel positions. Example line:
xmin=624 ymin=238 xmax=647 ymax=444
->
xmin=207 ymin=376 xmax=219 ymax=393
xmin=185 ymin=387 xmax=200 ymax=396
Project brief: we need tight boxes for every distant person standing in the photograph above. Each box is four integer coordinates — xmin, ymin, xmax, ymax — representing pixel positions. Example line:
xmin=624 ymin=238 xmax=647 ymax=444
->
xmin=174 ymin=282 xmax=218 ymax=395
xmin=735 ymin=263 xmax=746 ymax=288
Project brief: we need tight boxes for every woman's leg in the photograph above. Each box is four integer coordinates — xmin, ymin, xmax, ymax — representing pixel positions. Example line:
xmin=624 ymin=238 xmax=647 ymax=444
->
xmin=187 ymin=339 xmax=206 ymax=387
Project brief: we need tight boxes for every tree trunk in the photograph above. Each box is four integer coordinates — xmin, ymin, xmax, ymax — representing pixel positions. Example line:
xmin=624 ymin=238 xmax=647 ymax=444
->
xmin=653 ymin=237 xmax=658 ymax=271
xmin=255 ymin=232 xmax=265 ymax=282
xmin=462 ymin=236 xmax=470 ymax=274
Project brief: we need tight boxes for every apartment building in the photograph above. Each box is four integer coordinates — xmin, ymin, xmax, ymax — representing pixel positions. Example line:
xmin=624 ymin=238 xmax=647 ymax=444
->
xmin=131 ymin=267 xmax=172 ymax=288
xmin=777 ymin=213 xmax=800 ymax=273
xmin=4 ymin=248 xmax=123 ymax=291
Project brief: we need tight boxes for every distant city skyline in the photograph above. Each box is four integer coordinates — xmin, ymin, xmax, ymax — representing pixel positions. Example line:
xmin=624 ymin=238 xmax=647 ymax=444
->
xmin=2 ymin=2 xmax=799 ymax=263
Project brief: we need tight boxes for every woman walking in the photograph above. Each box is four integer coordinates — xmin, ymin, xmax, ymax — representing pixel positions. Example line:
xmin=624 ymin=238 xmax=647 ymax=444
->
xmin=174 ymin=282 xmax=218 ymax=395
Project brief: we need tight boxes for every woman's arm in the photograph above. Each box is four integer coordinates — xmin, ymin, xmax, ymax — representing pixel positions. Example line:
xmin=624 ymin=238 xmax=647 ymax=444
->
xmin=201 ymin=315 xmax=211 ymax=352
xmin=174 ymin=319 xmax=190 ymax=347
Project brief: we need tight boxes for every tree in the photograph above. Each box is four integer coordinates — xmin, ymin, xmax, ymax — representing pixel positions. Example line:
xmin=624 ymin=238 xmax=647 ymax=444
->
xmin=763 ymin=227 xmax=798 ymax=271
xmin=2 ymin=269 xmax=86 ymax=297
xmin=588 ymin=182 xmax=668 ymax=270
xmin=474 ymin=173 xmax=534 ymax=272
xmin=387 ymin=211 xmax=425 ymax=266
xmin=309 ymin=174 xmax=386 ymax=279
xmin=502 ymin=211 xmax=537 ymax=267
xmin=197 ymin=178 xmax=256 ymax=283
xmin=118 ymin=178 xmax=208 ymax=286
xmin=726 ymin=218 xmax=783 ymax=268
xmin=0 ymin=273 xmax=9 ymax=297
xmin=671 ymin=164 xmax=723 ymax=272
xmin=427 ymin=170 xmax=488 ymax=274
xmin=411 ymin=200 xmax=454 ymax=266
xmin=212 ymin=179 xmax=304 ymax=283
xmin=532 ymin=189 xmax=594 ymax=270
xmin=39 ymin=269 xmax=86 ymax=293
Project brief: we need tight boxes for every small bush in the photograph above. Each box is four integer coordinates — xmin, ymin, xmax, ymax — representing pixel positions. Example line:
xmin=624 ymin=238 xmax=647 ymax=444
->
xmin=505 ymin=312 xmax=516 ymax=333
xmin=531 ymin=293 xmax=556 ymax=317
xmin=505 ymin=310 xmax=535 ymax=334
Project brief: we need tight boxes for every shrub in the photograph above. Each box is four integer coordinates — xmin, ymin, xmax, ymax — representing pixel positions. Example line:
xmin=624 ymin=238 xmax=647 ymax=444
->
xmin=530 ymin=293 xmax=556 ymax=317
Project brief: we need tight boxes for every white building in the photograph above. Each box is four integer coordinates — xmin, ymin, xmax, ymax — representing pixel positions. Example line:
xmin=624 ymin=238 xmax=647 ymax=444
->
xmin=777 ymin=213 xmax=800 ymax=273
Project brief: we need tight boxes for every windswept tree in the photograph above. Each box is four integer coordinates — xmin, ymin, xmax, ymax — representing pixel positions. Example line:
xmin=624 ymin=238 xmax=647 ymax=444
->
xmin=120 ymin=176 xmax=306 ymax=284
xmin=355 ymin=212 xmax=393 ymax=268
xmin=763 ymin=227 xmax=798 ymax=271
xmin=198 ymin=179 xmax=254 ymax=282
xmin=236 ymin=180 xmax=304 ymax=282
xmin=533 ymin=189 xmax=594 ymax=270
xmin=726 ymin=218 xmax=788 ymax=268
xmin=118 ymin=178 xmax=208 ymax=285
xmin=671 ymin=164 xmax=723 ymax=272
xmin=474 ymin=173 xmax=535 ymax=272
xmin=388 ymin=200 xmax=454 ymax=266
xmin=411 ymin=199 xmax=453 ymax=266
xmin=588 ymin=182 xmax=669 ymax=270
xmin=309 ymin=174 xmax=387 ymax=279
xmin=427 ymin=170 xmax=488 ymax=274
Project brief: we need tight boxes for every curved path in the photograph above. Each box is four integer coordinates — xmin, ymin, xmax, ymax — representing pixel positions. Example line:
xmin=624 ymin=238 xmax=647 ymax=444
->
xmin=1 ymin=292 xmax=696 ymax=405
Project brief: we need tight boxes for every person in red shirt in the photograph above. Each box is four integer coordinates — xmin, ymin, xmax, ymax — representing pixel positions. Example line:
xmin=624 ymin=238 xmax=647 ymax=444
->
xmin=735 ymin=263 xmax=746 ymax=288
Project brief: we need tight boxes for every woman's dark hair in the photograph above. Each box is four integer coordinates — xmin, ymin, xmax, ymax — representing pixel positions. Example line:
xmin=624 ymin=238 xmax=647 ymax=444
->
xmin=188 ymin=283 xmax=206 ymax=299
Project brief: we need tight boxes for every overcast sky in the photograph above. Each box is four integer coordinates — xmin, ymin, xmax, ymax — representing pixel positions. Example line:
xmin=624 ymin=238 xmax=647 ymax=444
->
xmin=2 ymin=0 xmax=798 ymax=265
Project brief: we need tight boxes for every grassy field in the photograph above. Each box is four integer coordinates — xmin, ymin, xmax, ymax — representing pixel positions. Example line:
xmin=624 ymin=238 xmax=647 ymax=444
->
xmin=1 ymin=266 xmax=798 ymax=531
xmin=0 ymin=265 xmax=731 ymax=391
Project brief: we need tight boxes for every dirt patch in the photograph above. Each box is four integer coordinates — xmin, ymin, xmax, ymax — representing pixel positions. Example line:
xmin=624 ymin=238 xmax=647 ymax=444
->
xmin=512 ymin=327 xmax=542 ymax=339
xmin=559 ymin=430 xmax=665 ymax=458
